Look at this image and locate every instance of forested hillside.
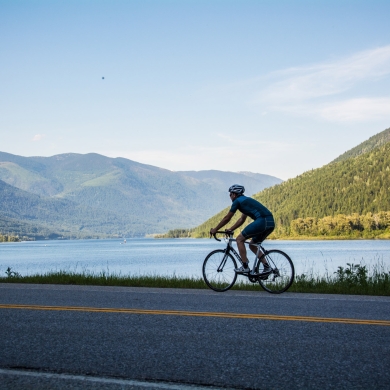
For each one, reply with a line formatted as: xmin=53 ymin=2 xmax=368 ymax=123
xmin=192 ymin=138 xmax=390 ymax=239
xmin=0 ymin=215 xmax=61 ymax=240
xmin=0 ymin=152 xmax=280 ymax=238
xmin=0 ymin=179 xmax=125 ymax=238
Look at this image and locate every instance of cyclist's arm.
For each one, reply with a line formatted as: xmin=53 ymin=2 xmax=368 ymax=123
xmin=210 ymin=211 xmax=235 ymax=234
xmin=228 ymin=213 xmax=247 ymax=231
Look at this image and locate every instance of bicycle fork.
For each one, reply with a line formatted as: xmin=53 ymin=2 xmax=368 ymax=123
xmin=217 ymin=249 xmax=230 ymax=272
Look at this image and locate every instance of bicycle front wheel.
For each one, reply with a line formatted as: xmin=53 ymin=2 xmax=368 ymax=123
xmin=257 ymin=250 xmax=294 ymax=294
xmin=202 ymin=249 xmax=237 ymax=292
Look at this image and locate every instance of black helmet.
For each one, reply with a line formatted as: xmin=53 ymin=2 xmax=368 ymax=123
xmin=228 ymin=184 xmax=245 ymax=195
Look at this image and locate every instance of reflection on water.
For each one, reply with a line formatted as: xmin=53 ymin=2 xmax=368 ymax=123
xmin=1 ymin=238 xmax=389 ymax=278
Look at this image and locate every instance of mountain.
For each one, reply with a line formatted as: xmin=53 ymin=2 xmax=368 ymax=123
xmin=192 ymin=127 xmax=390 ymax=238
xmin=0 ymin=214 xmax=63 ymax=240
xmin=0 ymin=179 xmax=125 ymax=238
xmin=0 ymin=152 xmax=282 ymax=237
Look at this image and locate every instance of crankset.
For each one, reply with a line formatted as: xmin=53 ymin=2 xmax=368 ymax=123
xmin=248 ymin=274 xmax=259 ymax=283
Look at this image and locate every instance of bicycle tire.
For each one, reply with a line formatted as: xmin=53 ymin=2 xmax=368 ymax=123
xmin=256 ymin=250 xmax=294 ymax=294
xmin=202 ymin=249 xmax=237 ymax=292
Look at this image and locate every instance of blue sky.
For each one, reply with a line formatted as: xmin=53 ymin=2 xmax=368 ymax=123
xmin=1 ymin=0 xmax=390 ymax=179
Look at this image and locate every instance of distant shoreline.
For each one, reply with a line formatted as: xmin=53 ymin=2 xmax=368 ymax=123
xmin=1 ymin=235 xmax=389 ymax=242
xmin=153 ymin=235 xmax=390 ymax=241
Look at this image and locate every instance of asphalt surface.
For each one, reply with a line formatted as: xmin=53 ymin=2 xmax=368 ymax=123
xmin=1 ymin=283 xmax=389 ymax=389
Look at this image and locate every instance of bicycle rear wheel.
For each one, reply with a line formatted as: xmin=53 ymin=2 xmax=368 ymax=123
xmin=202 ymin=249 xmax=237 ymax=292
xmin=256 ymin=250 xmax=294 ymax=294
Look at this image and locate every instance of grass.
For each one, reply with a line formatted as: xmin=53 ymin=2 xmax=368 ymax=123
xmin=1 ymin=263 xmax=389 ymax=296
xmin=290 ymin=263 xmax=390 ymax=296
xmin=1 ymin=269 xmax=208 ymax=289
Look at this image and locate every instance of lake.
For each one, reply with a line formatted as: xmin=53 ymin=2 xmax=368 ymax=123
xmin=1 ymin=238 xmax=389 ymax=279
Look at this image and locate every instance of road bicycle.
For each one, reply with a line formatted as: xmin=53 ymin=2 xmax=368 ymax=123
xmin=202 ymin=231 xmax=294 ymax=294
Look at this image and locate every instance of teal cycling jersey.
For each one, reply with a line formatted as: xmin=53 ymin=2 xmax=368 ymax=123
xmin=229 ymin=195 xmax=272 ymax=220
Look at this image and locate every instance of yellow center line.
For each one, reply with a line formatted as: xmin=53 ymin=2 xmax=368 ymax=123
xmin=1 ymin=304 xmax=389 ymax=326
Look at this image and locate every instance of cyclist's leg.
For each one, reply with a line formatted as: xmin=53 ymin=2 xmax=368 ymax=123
xmin=236 ymin=233 xmax=249 ymax=264
xmin=249 ymin=238 xmax=266 ymax=264
xmin=247 ymin=216 xmax=275 ymax=265
xmin=240 ymin=219 xmax=265 ymax=264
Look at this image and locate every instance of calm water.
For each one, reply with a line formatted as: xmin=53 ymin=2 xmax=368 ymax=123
xmin=1 ymin=239 xmax=389 ymax=278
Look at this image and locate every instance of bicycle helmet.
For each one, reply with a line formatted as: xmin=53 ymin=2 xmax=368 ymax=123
xmin=228 ymin=184 xmax=245 ymax=194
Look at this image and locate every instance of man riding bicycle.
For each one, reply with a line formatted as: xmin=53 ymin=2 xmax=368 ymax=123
xmin=209 ymin=184 xmax=275 ymax=275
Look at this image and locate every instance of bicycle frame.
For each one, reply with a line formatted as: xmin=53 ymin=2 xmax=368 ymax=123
xmin=205 ymin=231 xmax=294 ymax=293
xmin=221 ymin=235 xmax=267 ymax=276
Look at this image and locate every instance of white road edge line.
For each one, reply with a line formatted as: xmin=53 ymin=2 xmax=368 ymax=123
xmin=0 ymin=368 xmax=227 ymax=390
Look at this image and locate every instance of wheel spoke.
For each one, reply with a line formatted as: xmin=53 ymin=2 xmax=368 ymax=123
xmin=203 ymin=250 xmax=237 ymax=292
xmin=258 ymin=250 xmax=294 ymax=294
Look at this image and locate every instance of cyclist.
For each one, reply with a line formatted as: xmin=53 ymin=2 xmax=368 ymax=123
xmin=209 ymin=184 xmax=275 ymax=275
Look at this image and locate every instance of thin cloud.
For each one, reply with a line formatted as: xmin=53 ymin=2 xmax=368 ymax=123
xmin=32 ymin=134 xmax=45 ymax=141
xmin=319 ymin=98 xmax=390 ymax=122
xmin=255 ymin=45 xmax=390 ymax=122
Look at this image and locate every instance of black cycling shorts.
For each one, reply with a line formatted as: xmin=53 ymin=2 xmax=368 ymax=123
xmin=242 ymin=215 xmax=275 ymax=243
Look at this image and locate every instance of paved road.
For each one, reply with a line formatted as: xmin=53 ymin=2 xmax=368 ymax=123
xmin=0 ymin=283 xmax=389 ymax=389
